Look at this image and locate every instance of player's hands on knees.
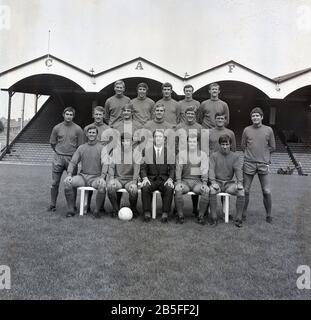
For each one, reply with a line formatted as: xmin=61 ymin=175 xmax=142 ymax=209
xmin=164 ymin=178 xmax=174 ymax=189
xmin=211 ymin=182 xmax=220 ymax=191
xmin=64 ymin=175 xmax=73 ymax=187
xmin=175 ymin=181 xmax=183 ymax=192
xmin=109 ymin=180 xmax=117 ymax=188
xmin=98 ymin=178 xmax=106 ymax=189
xmin=201 ymin=183 xmax=209 ymax=193
xmin=237 ymin=183 xmax=244 ymax=190
xmin=141 ymin=177 xmax=151 ymax=187
xmin=129 ymin=184 xmax=137 ymax=193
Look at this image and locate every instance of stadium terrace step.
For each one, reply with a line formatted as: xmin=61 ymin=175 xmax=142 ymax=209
xmin=2 ymin=143 xmax=54 ymax=163
xmin=287 ymin=143 xmax=311 ymax=175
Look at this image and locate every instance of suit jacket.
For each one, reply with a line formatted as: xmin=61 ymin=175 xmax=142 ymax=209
xmin=140 ymin=146 xmax=175 ymax=181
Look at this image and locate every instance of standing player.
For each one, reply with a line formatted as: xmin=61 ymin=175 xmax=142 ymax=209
xmin=209 ymin=112 xmax=236 ymax=154
xmin=144 ymin=104 xmax=173 ymax=134
xmin=112 ymin=103 xmax=140 ymax=138
xmin=155 ymin=82 xmax=180 ymax=127
xmin=241 ymin=107 xmax=276 ymax=223
xmin=107 ymin=135 xmax=140 ymax=217
xmin=176 ymin=106 xmax=203 ymax=216
xmin=209 ymin=134 xmax=245 ymax=227
xmin=48 ymin=107 xmax=84 ymax=212
xmin=131 ymin=82 xmax=155 ymax=128
xmin=174 ymin=135 xmax=209 ymax=224
xmin=197 ymin=83 xmax=230 ymax=129
xmin=178 ymin=84 xmax=200 ymax=124
xmin=84 ymin=106 xmax=109 ymax=143
xmin=64 ymin=126 xmax=106 ymax=218
xmin=104 ymin=80 xmax=130 ymax=127
xmin=175 ymin=106 xmax=202 ymax=136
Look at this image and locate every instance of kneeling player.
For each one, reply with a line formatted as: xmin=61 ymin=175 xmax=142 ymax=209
xmin=107 ymin=135 xmax=140 ymax=217
xmin=209 ymin=134 xmax=245 ymax=227
xmin=64 ymin=126 xmax=107 ymax=218
xmin=174 ymin=135 xmax=209 ymax=224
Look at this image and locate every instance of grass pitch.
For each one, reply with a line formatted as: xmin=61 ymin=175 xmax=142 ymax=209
xmin=0 ymin=163 xmax=311 ymax=299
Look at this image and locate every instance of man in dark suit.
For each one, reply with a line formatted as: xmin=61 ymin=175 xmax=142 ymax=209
xmin=140 ymin=130 xmax=175 ymax=223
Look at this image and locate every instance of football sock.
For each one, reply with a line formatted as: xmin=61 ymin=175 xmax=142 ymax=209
xmin=236 ymin=196 xmax=245 ymax=221
xmin=263 ymin=193 xmax=272 ymax=216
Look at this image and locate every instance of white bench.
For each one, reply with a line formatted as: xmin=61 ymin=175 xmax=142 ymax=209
xmin=152 ymin=191 xmax=230 ymax=222
xmin=78 ymin=186 xmax=231 ymax=222
xmin=77 ymin=186 xmax=139 ymax=216
xmin=78 ymin=186 xmax=96 ymax=216
xmin=218 ymin=192 xmax=231 ymax=223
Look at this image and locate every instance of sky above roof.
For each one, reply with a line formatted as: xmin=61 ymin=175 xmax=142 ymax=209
xmin=0 ymin=0 xmax=311 ymax=119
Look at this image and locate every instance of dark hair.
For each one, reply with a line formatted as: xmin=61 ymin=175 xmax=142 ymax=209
xmin=122 ymin=102 xmax=133 ymax=111
xmin=250 ymin=107 xmax=263 ymax=117
xmin=63 ymin=107 xmax=76 ymax=117
xmin=137 ymin=82 xmax=149 ymax=91
xmin=215 ymin=112 xmax=226 ymax=119
xmin=86 ymin=125 xmax=98 ymax=134
xmin=218 ymin=134 xmax=231 ymax=145
xmin=162 ymin=82 xmax=173 ymax=90
xmin=183 ymin=84 xmax=194 ymax=92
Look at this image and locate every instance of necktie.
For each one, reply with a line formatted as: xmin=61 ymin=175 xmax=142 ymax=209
xmin=157 ymin=148 xmax=160 ymax=159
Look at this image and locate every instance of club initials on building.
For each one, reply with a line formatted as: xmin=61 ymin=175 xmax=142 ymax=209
xmin=135 ymin=61 xmax=144 ymax=70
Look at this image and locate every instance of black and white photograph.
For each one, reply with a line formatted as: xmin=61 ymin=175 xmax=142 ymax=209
xmin=0 ymin=0 xmax=311 ymax=306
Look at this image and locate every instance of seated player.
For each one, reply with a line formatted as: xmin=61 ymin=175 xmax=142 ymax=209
xmin=63 ymin=126 xmax=107 ymax=218
xmin=107 ymin=135 xmax=140 ymax=217
xmin=84 ymin=105 xmax=110 ymax=213
xmin=140 ymin=130 xmax=175 ymax=223
xmin=209 ymin=134 xmax=245 ymax=227
xmin=174 ymin=135 xmax=209 ymax=224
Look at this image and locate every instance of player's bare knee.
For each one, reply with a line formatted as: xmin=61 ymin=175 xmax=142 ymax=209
xmin=107 ymin=181 xmax=116 ymax=192
xmin=175 ymin=183 xmax=183 ymax=192
xmin=210 ymin=187 xmax=217 ymax=195
xmin=51 ymin=180 xmax=60 ymax=188
xmin=127 ymin=186 xmax=138 ymax=196
xmin=64 ymin=183 xmax=73 ymax=191
xmin=237 ymin=189 xmax=245 ymax=197
xmin=97 ymin=186 xmax=106 ymax=194
xmin=262 ymin=188 xmax=271 ymax=195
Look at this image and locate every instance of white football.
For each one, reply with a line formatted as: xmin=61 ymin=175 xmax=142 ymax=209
xmin=118 ymin=207 xmax=133 ymax=221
